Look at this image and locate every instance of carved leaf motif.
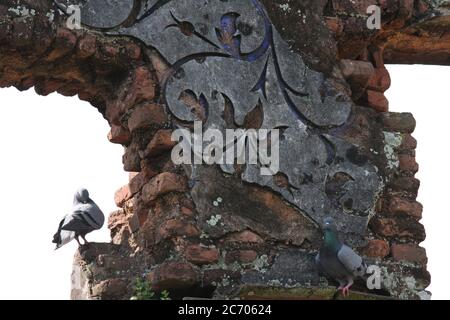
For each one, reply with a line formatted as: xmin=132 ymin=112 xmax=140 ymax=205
xmin=243 ymin=102 xmax=264 ymax=130
xmin=178 ymin=90 xmax=208 ymax=123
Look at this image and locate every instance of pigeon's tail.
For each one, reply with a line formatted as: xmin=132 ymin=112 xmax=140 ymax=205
xmin=52 ymin=232 xmax=61 ymax=245
xmin=53 ymin=229 xmax=76 ymax=249
xmin=53 ymin=232 xmax=63 ymax=250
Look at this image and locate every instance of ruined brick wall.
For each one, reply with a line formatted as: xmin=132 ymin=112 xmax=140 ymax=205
xmin=1 ymin=0 xmax=448 ymax=300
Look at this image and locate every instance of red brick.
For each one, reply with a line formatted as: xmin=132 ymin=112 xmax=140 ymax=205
xmin=46 ymin=28 xmax=77 ymax=62
xmin=124 ymin=216 xmax=137 ymax=237
xmin=225 ymin=250 xmax=258 ymax=264
xmin=104 ymin=99 xmax=124 ymax=125
xmin=127 ymin=103 xmax=168 ymax=133
xmin=391 ymin=244 xmax=427 ymax=265
xmin=324 ymin=17 xmax=344 ymax=35
xmin=185 ymin=244 xmax=220 ymax=265
xmin=149 ymin=52 xmax=170 ymax=83
xmin=34 ymin=79 xmax=64 ymax=96
xmin=105 ymin=68 xmax=157 ymax=125
xmin=125 ymin=43 xmax=142 ymax=60
xmin=129 ymin=172 xmax=139 ymax=181
xmin=359 ymin=239 xmax=390 ymax=259
xmin=19 ymin=77 xmax=35 ymax=91
xmin=144 ymin=129 xmax=177 ymax=157
xmin=367 ymin=67 xmax=391 ymax=92
xmin=223 ymin=231 xmax=264 ymax=246
xmin=158 ymin=219 xmax=200 ymax=239
xmin=122 ymin=142 xmax=141 ymax=172
xmin=180 ymin=206 xmax=195 ymax=217
xmin=77 ymin=34 xmax=97 ymax=59
xmin=398 ymin=154 xmax=419 ymax=173
xmin=101 ymin=42 xmax=120 ymax=58
xmin=129 ymin=167 xmax=158 ymax=195
xmin=114 ymin=185 xmax=131 ymax=208
xmin=148 ymin=262 xmax=198 ymax=290
xmin=108 ymin=209 xmax=127 ymax=232
xmin=416 ymin=0 xmax=429 ymax=14
xmin=389 ymin=177 xmax=420 ymax=194
xmin=130 ymin=66 xmax=156 ymax=103
xmin=380 ymin=112 xmax=416 ymax=133
xmin=91 ymin=279 xmax=128 ymax=299
xmin=386 ymin=197 xmax=422 ymax=220
xmin=142 ymin=172 xmax=188 ymax=203
xmin=370 ymin=217 xmax=426 ymax=241
xmin=78 ymin=90 xmax=96 ymax=102
xmin=366 ymin=90 xmax=389 ymax=112
xmin=108 ymin=125 xmax=131 ymax=145
xmin=399 ymin=134 xmax=417 ymax=151
xmin=399 ymin=0 xmax=415 ymax=20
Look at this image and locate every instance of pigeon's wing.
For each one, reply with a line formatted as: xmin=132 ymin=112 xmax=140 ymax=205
xmin=337 ymin=244 xmax=366 ymax=276
xmin=73 ymin=202 xmax=105 ymax=229
xmin=61 ymin=210 xmax=96 ymax=232
xmin=53 ymin=216 xmax=66 ymax=244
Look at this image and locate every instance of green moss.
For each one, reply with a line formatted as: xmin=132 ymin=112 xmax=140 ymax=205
xmin=383 ymin=131 xmax=402 ymax=169
xmin=206 ymin=214 xmax=222 ymax=226
xmin=252 ymin=255 xmax=269 ymax=273
xmin=130 ymin=278 xmax=171 ymax=300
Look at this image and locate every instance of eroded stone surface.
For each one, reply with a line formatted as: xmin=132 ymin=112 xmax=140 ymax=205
xmin=53 ymin=0 xmax=384 ymax=240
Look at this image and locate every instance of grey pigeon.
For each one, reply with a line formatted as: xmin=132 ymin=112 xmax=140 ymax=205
xmin=52 ymin=188 xmax=105 ymax=249
xmin=315 ymin=217 xmax=367 ymax=296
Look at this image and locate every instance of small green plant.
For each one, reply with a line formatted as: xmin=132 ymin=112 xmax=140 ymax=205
xmin=131 ymin=278 xmax=171 ymax=300
xmin=160 ymin=290 xmax=171 ymax=300
xmin=132 ymin=278 xmax=155 ymax=300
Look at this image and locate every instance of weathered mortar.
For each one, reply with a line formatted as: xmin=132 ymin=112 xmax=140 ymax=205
xmin=0 ymin=0 xmax=445 ymax=300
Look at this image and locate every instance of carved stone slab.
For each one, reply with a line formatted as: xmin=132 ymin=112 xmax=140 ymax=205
xmin=54 ymin=0 xmax=383 ymax=239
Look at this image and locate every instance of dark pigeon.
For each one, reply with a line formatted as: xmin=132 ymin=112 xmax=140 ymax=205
xmin=53 ymin=188 xmax=105 ymax=249
xmin=315 ymin=217 xmax=367 ymax=296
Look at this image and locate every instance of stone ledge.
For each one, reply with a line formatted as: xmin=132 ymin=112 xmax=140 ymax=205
xmin=237 ymin=285 xmax=395 ymax=300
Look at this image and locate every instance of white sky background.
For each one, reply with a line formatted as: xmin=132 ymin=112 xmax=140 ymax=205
xmin=0 ymin=65 xmax=448 ymax=299
xmin=386 ymin=65 xmax=450 ymax=300
xmin=0 ymin=89 xmax=128 ymax=299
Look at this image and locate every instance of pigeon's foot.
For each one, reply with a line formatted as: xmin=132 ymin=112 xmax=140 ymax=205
xmin=81 ymin=235 xmax=90 ymax=245
xmin=342 ymin=284 xmax=353 ymax=297
xmin=342 ymin=287 xmax=349 ymax=297
xmin=75 ymin=236 xmax=82 ymax=247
